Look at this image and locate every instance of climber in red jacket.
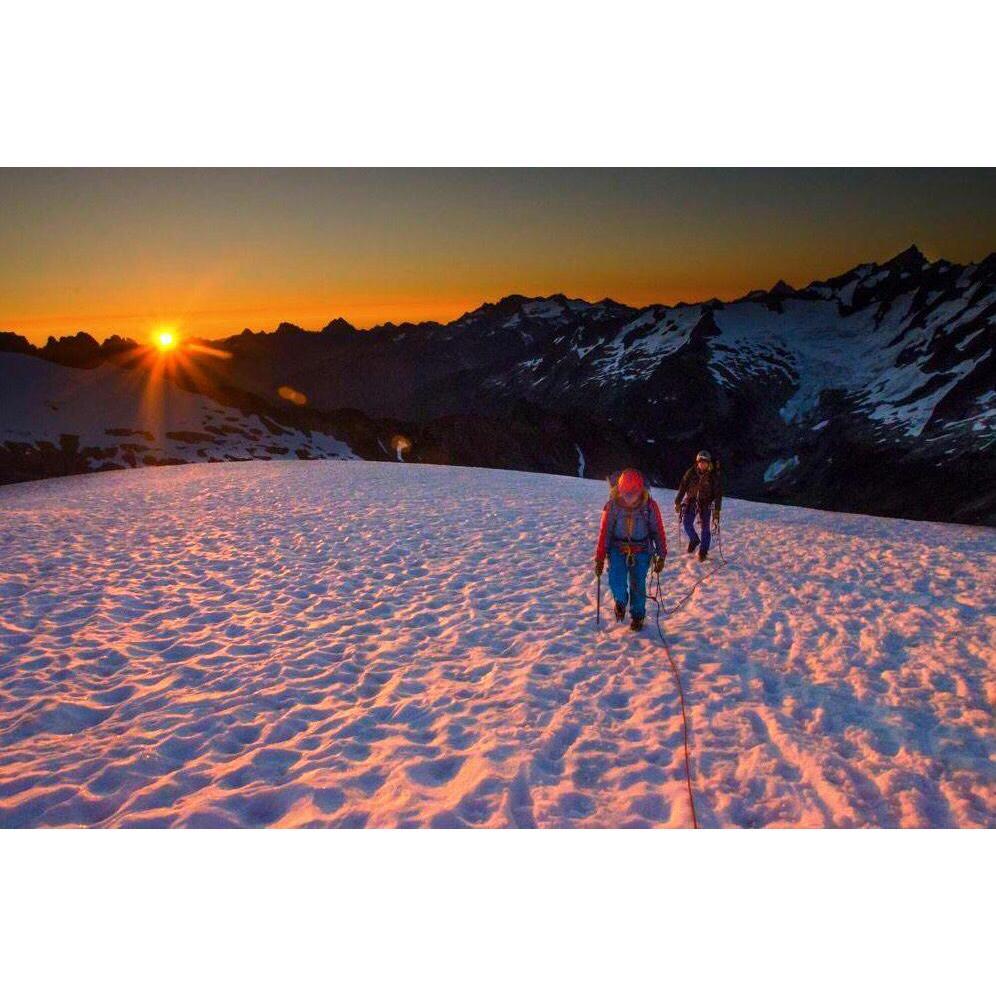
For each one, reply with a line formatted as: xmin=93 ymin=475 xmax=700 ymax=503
xmin=595 ymin=468 xmax=667 ymax=631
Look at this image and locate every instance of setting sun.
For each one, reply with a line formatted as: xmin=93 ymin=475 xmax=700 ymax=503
xmin=154 ymin=329 xmax=177 ymax=351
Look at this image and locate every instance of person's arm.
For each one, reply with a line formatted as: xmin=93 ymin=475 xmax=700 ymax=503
xmin=674 ymin=469 xmax=690 ymax=509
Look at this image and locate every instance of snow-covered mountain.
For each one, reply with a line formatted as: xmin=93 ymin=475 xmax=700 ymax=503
xmin=181 ymin=245 xmax=996 ymax=524
xmin=0 ymin=353 xmax=356 ymax=480
xmin=1 ymin=461 xmax=992 ymax=828
xmin=2 ymin=246 xmax=993 ymax=522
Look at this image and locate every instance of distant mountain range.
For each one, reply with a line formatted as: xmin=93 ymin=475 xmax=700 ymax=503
xmin=2 ymin=245 xmax=994 ymax=524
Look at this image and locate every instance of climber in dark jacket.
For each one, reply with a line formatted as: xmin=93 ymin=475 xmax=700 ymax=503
xmin=674 ymin=450 xmax=722 ymax=561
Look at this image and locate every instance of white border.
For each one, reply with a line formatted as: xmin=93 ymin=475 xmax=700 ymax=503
xmin=1 ymin=830 xmax=991 ymax=994
xmin=2 ymin=1 xmax=994 ymax=166
xmin=1 ymin=5 xmax=992 ymax=992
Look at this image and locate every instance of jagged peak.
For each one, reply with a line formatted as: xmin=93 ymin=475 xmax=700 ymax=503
xmin=320 ymin=317 xmax=357 ymax=335
xmin=467 ymin=292 xmax=597 ymax=316
xmin=44 ymin=331 xmax=99 ymax=348
xmin=882 ymin=244 xmax=928 ymax=271
xmin=99 ymin=334 xmax=138 ymax=351
xmin=457 ymin=293 xmax=566 ymax=325
xmin=492 ymin=294 xmax=531 ymax=309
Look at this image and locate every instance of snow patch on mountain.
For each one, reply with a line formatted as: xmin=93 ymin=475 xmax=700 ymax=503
xmin=764 ymin=456 xmax=799 ymax=482
xmin=694 ymin=276 xmax=991 ymax=439
xmin=705 ymin=298 xmax=863 ymax=423
xmin=868 ymin=355 xmax=985 ymax=437
xmin=523 ymin=299 xmax=566 ymax=319
xmin=630 ymin=308 xmax=701 ymax=361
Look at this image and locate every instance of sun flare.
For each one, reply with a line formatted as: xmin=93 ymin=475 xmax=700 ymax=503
xmin=154 ymin=329 xmax=177 ymax=351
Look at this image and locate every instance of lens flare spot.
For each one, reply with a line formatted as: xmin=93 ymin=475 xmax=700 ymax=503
xmin=187 ymin=342 xmax=233 ymax=360
xmin=278 ymin=386 xmax=308 ymax=406
xmin=390 ymin=434 xmax=412 ymax=461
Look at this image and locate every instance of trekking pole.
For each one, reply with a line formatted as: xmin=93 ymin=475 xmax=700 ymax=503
xmin=595 ymin=571 xmax=602 ymax=627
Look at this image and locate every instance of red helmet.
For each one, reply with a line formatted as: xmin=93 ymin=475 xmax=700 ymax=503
xmin=617 ymin=468 xmax=644 ymax=496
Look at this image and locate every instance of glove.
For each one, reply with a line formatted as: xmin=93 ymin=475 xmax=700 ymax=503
xmin=594 ymin=558 xmax=604 ymax=577
xmin=674 ymin=501 xmax=682 ymax=514
xmin=712 ymin=509 xmax=721 ymax=527
xmin=652 ymin=555 xmax=665 ymax=574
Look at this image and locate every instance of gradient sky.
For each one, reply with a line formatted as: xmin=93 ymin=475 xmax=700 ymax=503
xmin=2 ymin=168 xmax=994 ymax=345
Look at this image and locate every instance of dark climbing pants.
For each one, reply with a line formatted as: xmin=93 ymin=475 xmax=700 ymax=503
xmin=683 ymin=500 xmax=712 ymax=554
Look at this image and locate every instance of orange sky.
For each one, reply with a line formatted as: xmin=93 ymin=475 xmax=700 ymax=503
xmin=3 ymin=168 xmax=994 ymax=345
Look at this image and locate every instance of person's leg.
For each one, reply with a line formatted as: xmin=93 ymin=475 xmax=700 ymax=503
xmin=683 ymin=501 xmax=700 ymax=548
xmin=700 ymin=501 xmax=712 ymax=554
xmin=628 ymin=552 xmax=650 ymax=619
xmin=607 ymin=548 xmax=630 ymax=610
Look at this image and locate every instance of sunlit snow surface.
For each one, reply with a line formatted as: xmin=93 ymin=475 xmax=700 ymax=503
xmin=1 ymin=462 xmax=993 ymax=828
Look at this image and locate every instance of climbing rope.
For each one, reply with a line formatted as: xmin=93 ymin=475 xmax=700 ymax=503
xmin=658 ymin=515 xmax=730 ymax=616
xmin=644 ymin=518 xmax=732 ymax=829
xmin=593 ymin=515 xmax=733 ymax=828
xmin=645 ymin=568 xmax=700 ymax=829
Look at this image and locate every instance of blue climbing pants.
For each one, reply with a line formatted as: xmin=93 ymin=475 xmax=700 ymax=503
xmin=608 ymin=548 xmax=651 ymax=619
xmin=683 ymin=500 xmax=712 ymax=554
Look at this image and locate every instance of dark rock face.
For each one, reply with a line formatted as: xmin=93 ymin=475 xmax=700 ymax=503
xmin=0 ymin=434 xmax=123 ymax=481
xmin=39 ymin=332 xmax=103 ymax=368
xmin=3 ymin=247 xmax=993 ymax=524
xmin=0 ymin=332 xmax=35 ymax=356
xmin=1 ymin=331 xmax=140 ymax=368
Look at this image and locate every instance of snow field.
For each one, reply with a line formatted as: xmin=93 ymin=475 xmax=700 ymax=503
xmin=0 ymin=461 xmax=992 ymax=827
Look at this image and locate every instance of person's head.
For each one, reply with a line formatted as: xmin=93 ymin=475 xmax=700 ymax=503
xmin=696 ymin=450 xmax=712 ymax=471
xmin=617 ymin=468 xmax=644 ymax=506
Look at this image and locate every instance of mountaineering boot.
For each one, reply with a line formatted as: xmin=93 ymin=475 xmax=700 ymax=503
xmin=687 ymin=537 xmax=699 ymax=555
xmin=630 ymin=615 xmax=645 ymax=632
xmin=698 ymin=548 xmax=708 ymax=562
xmin=614 ymin=601 xmax=626 ymax=622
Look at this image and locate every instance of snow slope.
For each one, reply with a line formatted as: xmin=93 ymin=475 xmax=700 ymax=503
xmin=0 ymin=461 xmax=993 ymax=828
xmin=0 ymin=353 xmax=355 ymax=474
